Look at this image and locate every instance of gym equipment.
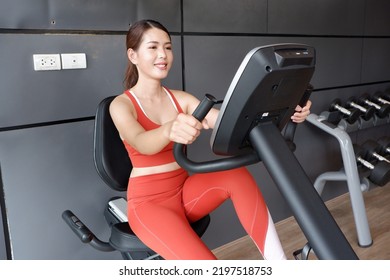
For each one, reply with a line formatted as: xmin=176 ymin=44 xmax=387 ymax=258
xmin=329 ymin=98 xmax=360 ymax=124
xmin=306 ymin=114 xmax=372 ymax=247
xmin=361 ymin=140 xmax=390 ymax=164
xmin=377 ymin=137 xmax=390 ymax=156
xmin=372 ymin=91 xmax=390 ymax=105
xmin=174 ymin=44 xmax=358 ymax=259
xmin=293 ymin=242 xmax=313 ymax=260
xmin=344 ymin=97 xmax=376 ymax=129
xmin=346 ymin=97 xmax=376 ymax=121
xmin=353 ymin=144 xmax=390 ymax=187
xmin=357 ymin=93 xmax=390 ymax=118
xmin=382 ymin=90 xmax=390 ymax=101
xmin=62 ymin=96 xmax=210 ymax=260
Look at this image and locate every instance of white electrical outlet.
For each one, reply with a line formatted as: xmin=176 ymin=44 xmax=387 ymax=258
xmin=61 ymin=53 xmax=87 ymax=69
xmin=33 ymin=54 xmax=61 ymax=71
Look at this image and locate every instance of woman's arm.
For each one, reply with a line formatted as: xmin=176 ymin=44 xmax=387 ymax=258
xmin=109 ymin=94 xmax=173 ymax=155
xmin=173 ymin=90 xmax=220 ymax=129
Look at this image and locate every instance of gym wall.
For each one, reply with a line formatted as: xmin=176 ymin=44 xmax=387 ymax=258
xmin=0 ymin=0 xmax=389 ymax=259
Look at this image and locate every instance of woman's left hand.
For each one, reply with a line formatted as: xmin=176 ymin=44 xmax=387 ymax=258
xmin=291 ymin=100 xmax=312 ymax=123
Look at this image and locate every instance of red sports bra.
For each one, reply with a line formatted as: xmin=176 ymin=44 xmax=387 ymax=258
xmin=123 ymin=87 xmax=184 ymax=168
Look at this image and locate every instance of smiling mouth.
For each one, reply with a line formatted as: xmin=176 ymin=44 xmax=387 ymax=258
xmin=155 ymin=63 xmax=168 ymax=69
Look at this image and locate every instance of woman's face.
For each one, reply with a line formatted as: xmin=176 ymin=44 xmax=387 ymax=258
xmin=128 ymin=27 xmax=173 ymax=82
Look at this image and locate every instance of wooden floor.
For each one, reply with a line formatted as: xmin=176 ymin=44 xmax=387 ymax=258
xmin=213 ymin=182 xmax=390 ymax=260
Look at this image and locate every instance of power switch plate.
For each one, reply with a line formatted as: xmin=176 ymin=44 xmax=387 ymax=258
xmin=33 ymin=54 xmax=61 ymax=71
xmin=61 ymin=53 xmax=87 ymax=69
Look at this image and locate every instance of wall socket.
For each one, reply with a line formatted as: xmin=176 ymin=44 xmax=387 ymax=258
xmin=61 ymin=53 xmax=87 ymax=69
xmin=33 ymin=54 xmax=61 ymax=71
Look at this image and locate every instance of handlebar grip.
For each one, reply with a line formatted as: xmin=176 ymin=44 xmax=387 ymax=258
xmin=192 ymin=93 xmax=219 ymax=121
xmin=298 ymin=84 xmax=313 ymax=107
xmin=284 ymin=84 xmax=313 ymax=147
xmin=62 ymin=210 xmax=93 ymax=243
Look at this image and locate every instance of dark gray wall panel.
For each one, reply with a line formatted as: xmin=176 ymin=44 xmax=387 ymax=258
xmin=303 ymin=37 xmax=362 ymax=88
xmin=0 ymin=121 xmax=124 ymax=259
xmin=0 ymin=0 xmax=181 ymax=32
xmin=361 ymin=38 xmax=390 ymax=83
xmin=49 ymin=0 xmax=137 ymax=30
xmin=364 ymin=0 xmax=390 ymax=36
xmin=0 ymin=0 xmax=133 ymax=30
xmin=0 ymin=33 xmax=124 ymax=128
xmin=135 ymin=0 xmax=181 ymax=32
xmin=268 ymin=0 xmax=365 ymax=36
xmin=0 ymin=0 xmax=48 ymax=29
xmin=183 ymin=36 xmax=362 ymax=98
xmin=0 ymin=160 xmax=6 ymax=259
xmin=183 ymin=0 xmax=267 ymax=33
xmin=0 ymin=34 xmax=182 ymax=128
xmin=0 ymin=205 xmax=6 ymax=259
xmin=50 ymin=0 xmax=181 ymax=32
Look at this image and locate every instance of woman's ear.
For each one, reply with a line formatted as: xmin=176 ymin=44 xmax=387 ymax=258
xmin=127 ymin=48 xmax=137 ymax=65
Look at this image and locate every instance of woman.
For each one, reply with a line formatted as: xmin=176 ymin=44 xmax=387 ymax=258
xmin=110 ymin=19 xmax=311 ymax=260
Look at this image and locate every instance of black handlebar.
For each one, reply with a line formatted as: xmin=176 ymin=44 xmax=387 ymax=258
xmin=283 ymin=84 xmax=313 ymax=151
xmin=191 ymin=93 xmax=219 ymax=121
xmin=62 ymin=210 xmax=93 ymax=243
xmin=62 ymin=210 xmax=115 ymax=252
xmin=173 ymin=94 xmax=260 ymax=173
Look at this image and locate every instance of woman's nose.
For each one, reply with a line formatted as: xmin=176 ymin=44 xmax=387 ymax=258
xmin=158 ymin=49 xmax=166 ymax=59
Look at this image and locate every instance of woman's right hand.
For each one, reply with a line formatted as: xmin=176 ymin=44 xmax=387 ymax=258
xmin=169 ymin=113 xmax=204 ymax=145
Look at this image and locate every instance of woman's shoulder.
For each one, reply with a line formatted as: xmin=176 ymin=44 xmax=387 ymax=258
xmin=167 ymin=88 xmax=188 ymax=97
xmin=167 ymin=88 xmax=198 ymax=102
xmin=110 ymin=92 xmax=135 ymax=115
xmin=111 ymin=92 xmax=130 ymax=106
xmin=166 ymin=88 xmax=200 ymax=114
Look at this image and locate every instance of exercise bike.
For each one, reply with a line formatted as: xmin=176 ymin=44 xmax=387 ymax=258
xmin=173 ymin=43 xmax=358 ymax=260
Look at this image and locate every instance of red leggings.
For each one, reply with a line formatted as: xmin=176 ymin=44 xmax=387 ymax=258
xmin=127 ymin=167 xmax=286 ymax=260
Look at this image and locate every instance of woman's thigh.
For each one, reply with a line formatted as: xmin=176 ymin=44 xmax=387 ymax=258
xmin=128 ymin=192 xmax=216 ymax=260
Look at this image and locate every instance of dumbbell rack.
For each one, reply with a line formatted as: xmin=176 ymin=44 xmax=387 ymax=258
xmin=306 ymin=113 xmax=373 ymax=247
